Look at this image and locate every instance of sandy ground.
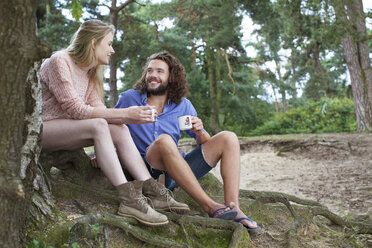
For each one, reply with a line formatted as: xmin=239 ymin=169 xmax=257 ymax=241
xmin=208 ymin=134 xmax=372 ymax=218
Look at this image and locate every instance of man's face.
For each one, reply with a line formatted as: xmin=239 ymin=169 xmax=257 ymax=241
xmin=145 ymin=59 xmax=170 ymax=95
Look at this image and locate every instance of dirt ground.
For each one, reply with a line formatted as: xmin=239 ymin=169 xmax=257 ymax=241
xmin=209 ymin=133 xmax=372 ymax=219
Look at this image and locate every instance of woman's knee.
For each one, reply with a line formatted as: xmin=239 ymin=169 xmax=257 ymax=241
xmin=89 ymin=118 xmax=110 ymax=137
xmin=109 ymin=124 xmax=130 ymax=144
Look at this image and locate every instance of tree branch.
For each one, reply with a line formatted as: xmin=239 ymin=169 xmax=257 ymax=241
xmin=222 ymin=49 xmax=236 ymax=95
xmin=116 ymin=0 xmax=137 ymax=13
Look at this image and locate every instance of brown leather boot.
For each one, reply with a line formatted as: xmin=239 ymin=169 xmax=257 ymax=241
xmin=142 ymin=177 xmax=190 ymax=213
xmin=116 ymin=180 xmax=168 ymax=226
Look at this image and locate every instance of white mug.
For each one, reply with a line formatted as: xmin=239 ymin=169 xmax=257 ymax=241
xmin=178 ymin=115 xmax=192 ymax=130
xmin=148 ymin=108 xmax=156 ymax=121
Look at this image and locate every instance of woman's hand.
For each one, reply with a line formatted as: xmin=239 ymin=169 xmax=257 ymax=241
xmin=91 ymin=106 xmax=157 ymax=124
xmin=122 ymin=106 xmax=157 ymax=124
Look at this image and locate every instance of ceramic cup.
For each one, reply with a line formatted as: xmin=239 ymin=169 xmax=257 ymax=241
xmin=148 ymin=108 xmax=156 ymax=121
xmin=178 ymin=115 xmax=192 ymax=130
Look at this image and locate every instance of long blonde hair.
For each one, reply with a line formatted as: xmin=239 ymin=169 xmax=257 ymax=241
xmin=67 ymin=19 xmax=115 ymax=100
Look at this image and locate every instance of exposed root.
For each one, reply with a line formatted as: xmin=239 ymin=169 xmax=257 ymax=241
xmin=32 ymin=148 xmax=370 ymax=247
xmin=247 ymin=194 xmax=303 ymax=247
xmin=309 ymin=206 xmax=372 ymax=234
xmin=229 ymin=225 xmax=250 ymax=248
xmin=240 ymin=189 xmax=372 ymax=236
xmin=276 ymin=140 xmax=351 ymax=156
xmin=240 ymin=189 xmax=322 ymax=207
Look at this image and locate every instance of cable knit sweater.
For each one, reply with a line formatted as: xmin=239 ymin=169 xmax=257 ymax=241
xmin=40 ymin=50 xmax=105 ymax=121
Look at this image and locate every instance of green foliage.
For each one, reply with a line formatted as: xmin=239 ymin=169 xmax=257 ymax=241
xmin=37 ymin=0 xmax=368 ymax=136
xmin=250 ymin=97 xmax=356 ymax=135
xmin=38 ymin=13 xmax=80 ymax=51
xmin=69 ymin=0 xmax=83 ymax=21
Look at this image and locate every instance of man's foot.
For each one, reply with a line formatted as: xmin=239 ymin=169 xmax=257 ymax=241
xmin=234 ymin=210 xmax=260 ymax=231
xmin=209 ymin=203 xmax=238 ymax=220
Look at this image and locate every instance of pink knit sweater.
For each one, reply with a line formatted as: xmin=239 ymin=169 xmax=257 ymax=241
xmin=40 ymin=50 xmax=105 ymax=121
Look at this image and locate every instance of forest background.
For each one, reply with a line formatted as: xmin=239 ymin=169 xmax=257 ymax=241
xmin=0 ymin=1 xmax=371 ymax=247
xmin=37 ymin=0 xmax=372 ymax=136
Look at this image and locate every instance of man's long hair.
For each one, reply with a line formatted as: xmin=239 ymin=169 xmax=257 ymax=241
xmin=133 ymin=51 xmax=189 ymax=104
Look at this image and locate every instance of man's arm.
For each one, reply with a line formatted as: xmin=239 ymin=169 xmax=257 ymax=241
xmin=190 ymin=116 xmax=211 ymax=145
xmin=195 ymin=130 xmax=211 ymax=145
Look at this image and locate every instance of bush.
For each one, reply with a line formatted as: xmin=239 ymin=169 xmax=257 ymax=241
xmin=250 ymin=97 xmax=356 ymax=136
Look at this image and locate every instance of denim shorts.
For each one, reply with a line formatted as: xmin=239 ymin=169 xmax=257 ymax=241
xmin=143 ymin=145 xmax=213 ymax=190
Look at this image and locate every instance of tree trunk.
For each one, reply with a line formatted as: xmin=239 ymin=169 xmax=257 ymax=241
xmin=333 ymin=0 xmax=372 ymax=131
xmin=206 ymin=35 xmax=218 ymax=134
xmin=290 ymin=49 xmax=298 ymax=105
xmin=275 ymin=61 xmax=287 ymax=113
xmin=215 ymin=49 xmax=222 ymax=125
xmin=108 ymin=0 xmax=119 ymax=107
xmin=0 ymin=1 xmax=50 ymax=247
xmin=109 ymin=61 xmax=118 ymax=107
xmin=108 ymin=0 xmax=136 ymax=107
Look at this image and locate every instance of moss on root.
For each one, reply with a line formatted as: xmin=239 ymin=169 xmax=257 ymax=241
xmin=26 ymin=149 xmax=372 ymax=248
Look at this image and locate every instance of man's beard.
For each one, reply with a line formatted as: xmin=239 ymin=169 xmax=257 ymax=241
xmin=146 ymin=78 xmax=168 ymax=95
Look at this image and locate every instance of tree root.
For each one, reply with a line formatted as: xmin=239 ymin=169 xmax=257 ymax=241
xmin=240 ymin=189 xmax=322 ymax=207
xmin=73 ymin=199 xmax=251 ymax=248
xmin=276 ymin=140 xmax=351 ymax=156
xmin=247 ymin=194 xmax=303 ymax=248
xmin=240 ymin=189 xmax=372 ymax=237
xmin=73 ymin=212 xmax=186 ymax=247
xmin=34 ymin=148 xmax=369 ymax=247
xmin=309 ymin=206 xmax=372 ymax=234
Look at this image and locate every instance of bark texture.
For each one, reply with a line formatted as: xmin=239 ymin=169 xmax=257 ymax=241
xmin=0 ymin=1 xmax=50 ymax=247
xmin=333 ymin=0 xmax=372 ymax=132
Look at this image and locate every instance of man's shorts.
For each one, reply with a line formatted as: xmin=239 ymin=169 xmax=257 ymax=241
xmin=143 ymin=145 xmax=213 ymax=190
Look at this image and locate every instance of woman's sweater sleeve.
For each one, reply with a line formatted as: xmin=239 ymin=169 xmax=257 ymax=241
xmin=87 ymin=85 xmax=106 ymax=108
xmin=46 ymin=55 xmax=94 ymax=119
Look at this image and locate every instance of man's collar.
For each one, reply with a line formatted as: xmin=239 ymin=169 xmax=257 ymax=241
xmin=141 ymin=92 xmax=172 ymax=105
xmin=140 ymin=92 xmax=148 ymax=104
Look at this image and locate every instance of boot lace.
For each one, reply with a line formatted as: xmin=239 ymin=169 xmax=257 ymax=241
xmin=136 ymin=194 xmax=151 ymax=210
xmin=159 ymin=188 xmax=176 ymax=212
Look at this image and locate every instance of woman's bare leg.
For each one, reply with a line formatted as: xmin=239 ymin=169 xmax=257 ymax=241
xmin=109 ymin=124 xmax=152 ymax=181
xmin=42 ymin=118 xmax=127 ymax=186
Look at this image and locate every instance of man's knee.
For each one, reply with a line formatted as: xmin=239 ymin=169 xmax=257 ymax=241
xmin=216 ymin=131 xmax=239 ymax=146
xmin=154 ymin=134 xmax=178 ymax=152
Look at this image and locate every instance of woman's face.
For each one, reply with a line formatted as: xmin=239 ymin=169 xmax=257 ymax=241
xmin=94 ymin=31 xmax=115 ymax=65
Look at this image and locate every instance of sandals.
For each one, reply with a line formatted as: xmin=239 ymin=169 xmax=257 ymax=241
xmin=210 ymin=204 xmax=238 ymax=220
xmin=235 ymin=217 xmax=261 ymax=231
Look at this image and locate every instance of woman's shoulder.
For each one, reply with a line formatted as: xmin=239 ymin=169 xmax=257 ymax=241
xmin=49 ymin=50 xmax=72 ymax=63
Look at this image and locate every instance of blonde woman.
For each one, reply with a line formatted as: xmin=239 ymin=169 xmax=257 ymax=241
xmin=40 ymin=20 xmax=189 ymax=226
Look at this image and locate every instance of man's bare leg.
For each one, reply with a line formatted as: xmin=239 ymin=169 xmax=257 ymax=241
xmin=202 ymin=131 xmax=258 ymax=229
xmin=146 ymin=134 xmax=235 ymax=217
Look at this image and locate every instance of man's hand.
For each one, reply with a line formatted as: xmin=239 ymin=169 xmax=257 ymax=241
xmin=191 ymin=116 xmax=210 ymax=145
xmin=191 ymin=116 xmax=204 ymax=134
